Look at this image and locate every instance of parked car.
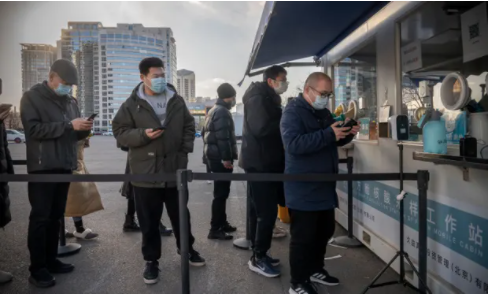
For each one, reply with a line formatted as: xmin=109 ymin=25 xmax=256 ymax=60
xmin=102 ymin=131 xmax=113 ymax=136
xmin=6 ymin=129 xmax=25 ymax=143
xmin=195 ymin=131 xmax=202 ymax=138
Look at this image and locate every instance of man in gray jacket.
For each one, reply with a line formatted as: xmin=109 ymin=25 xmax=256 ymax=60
xmin=20 ymin=59 xmax=92 ymax=288
xmin=112 ymin=57 xmax=205 ymax=285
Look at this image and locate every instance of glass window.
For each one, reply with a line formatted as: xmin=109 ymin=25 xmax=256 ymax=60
xmin=399 ymin=2 xmax=477 ymax=143
xmin=107 ymin=34 xmax=114 ymax=38
xmin=139 ymin=36 xmax=147 ymax=41
xmin=334 ymin=40 xmax=377 ymax=141
xmin=115 ymin=34 xmax=122 ymax=38
xmin=131 ymin=35 xmax=138 ymax=40
xmin=123 ymin=34 xmax=130 ymax=39
xmin=148 ymin=38 xmax=155 ymax=43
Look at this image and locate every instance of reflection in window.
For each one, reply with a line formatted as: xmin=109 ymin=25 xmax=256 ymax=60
xmin=333 ymin=41 xmax=377 ymax=140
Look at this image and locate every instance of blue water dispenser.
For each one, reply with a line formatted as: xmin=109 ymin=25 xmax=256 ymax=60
xmin=418 ymin=110 xmax=448 ymax=154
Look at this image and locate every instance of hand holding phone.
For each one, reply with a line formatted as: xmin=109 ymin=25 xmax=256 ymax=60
xmin=152 ymin=127 xmax=166 ymax=132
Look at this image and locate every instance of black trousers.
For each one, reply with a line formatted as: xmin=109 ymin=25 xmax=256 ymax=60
xmin=133 ymin=186 xmax=195 ymax=262
xmin=289 ymin=208 xmax=336 ymax=284
xmin=27 ymin=170 xmax=71 ymax=272
xmin=208 ymin=161 xmax=233 ymax=231
xmin=246 ymin=170 xmax=279 ymax=258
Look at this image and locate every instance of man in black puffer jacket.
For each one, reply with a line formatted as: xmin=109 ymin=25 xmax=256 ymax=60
xmin=239 ymin=65 xmax=287 ymax=278
xmin=203 ymin=83 xmax=238 ymax=240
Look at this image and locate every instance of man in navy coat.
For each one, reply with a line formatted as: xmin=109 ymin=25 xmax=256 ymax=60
xmin=281 ymin=72 xmax=360 ymax=294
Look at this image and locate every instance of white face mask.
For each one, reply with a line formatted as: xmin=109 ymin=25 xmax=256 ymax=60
xmin=274 ymin=80 xmax=289 ymax=95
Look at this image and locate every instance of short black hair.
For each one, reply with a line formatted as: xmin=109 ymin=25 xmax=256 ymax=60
xmin=139 ymin=57 xmax=164 ymax=76
xmin=263 ymin=65 xmax=287 ymax=82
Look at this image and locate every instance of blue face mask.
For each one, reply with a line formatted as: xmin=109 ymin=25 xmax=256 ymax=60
xmin=146 ymin=77 xmax=167 ymax=94
xmin=311 ymin=96 xmax=329 ymax=110
xmin=54 ymin=84 xmax=72 ymax=96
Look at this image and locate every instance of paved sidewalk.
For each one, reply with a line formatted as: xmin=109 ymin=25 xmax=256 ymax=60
xmin=0 ymin=137 xmax=412 ymax=293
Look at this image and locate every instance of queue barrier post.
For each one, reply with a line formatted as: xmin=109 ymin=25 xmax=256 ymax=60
xmin=177 ymin=169 xmax=191 ymax=294
xmin=334 ymin=157 xmax=363 ymax=247
xmin=57 ymin=217 xmax=81 ymax=257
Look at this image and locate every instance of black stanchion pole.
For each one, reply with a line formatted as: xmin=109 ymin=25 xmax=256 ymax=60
xmin=177 ymin=169 xmax=190 ymax=294
xmin=335 ymin=157 xmax=362 ymax=247
xmin=347 ymin=157 xmax=354 ymax=238
xmin=57 ymin=218 xmax=81 ymax=257
xmin=416 ymin=170 xmax=429 ymax=293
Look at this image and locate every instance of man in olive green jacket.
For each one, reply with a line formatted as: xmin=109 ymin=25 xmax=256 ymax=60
xmin=112 ymin=57 xmax=205 ymax=285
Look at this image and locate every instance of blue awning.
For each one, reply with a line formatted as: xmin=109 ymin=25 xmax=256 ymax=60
xmin=244 ymin=1 xmax=388 ymax=74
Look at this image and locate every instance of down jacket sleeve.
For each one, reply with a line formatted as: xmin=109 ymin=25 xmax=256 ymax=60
xmin=280 ymin=107 xmax=337 ymax=155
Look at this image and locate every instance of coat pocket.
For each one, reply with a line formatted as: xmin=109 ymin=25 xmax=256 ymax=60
xmin=129 ymin=152 xmax=157 ymax=182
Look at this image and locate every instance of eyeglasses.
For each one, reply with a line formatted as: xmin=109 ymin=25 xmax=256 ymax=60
xmin=309 ymin=86 xmax=334 ymax=99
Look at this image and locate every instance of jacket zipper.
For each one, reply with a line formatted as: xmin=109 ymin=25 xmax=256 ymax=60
xmin=38 ymin=142 xmax=43 ymax=165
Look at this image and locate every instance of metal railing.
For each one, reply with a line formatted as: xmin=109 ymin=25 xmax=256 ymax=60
xmin=1 ymin=166 xmax=430 ymax=294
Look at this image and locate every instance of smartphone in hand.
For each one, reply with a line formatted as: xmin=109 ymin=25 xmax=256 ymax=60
xmin=339 ymin=119 xmax=358 ymax=131
xmin=88 ymin=113 xmax=98 ymax=121
xmin=152 ymin=127 xmax=166 ymax=132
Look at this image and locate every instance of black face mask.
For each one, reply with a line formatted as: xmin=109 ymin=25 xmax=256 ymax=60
xmin=223 ymin=99 xmax=236 ymax=109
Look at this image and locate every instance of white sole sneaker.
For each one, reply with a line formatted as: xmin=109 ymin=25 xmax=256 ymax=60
xmin=310 ymin=276 xmax=339 ymax=286
xmin=289 ymin=287 xmax=297 ymax=294
xmin=247 ymin=260 xmax=280 ymax=278
xmin=143 ymin=277 xmax=159 ymax=285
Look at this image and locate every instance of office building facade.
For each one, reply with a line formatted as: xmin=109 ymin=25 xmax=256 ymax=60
xmin=177 ymin=69 xmax=195 ymax=102
xmin=59 ymin=22 xmax=177 ymax=131
xmin=21 ymin=43 xmax=57 ymax=93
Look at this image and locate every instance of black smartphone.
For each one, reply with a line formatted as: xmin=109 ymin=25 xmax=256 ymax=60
xmin=152 ymin=127 xmax=166 ymax=132
xmin=88 ymin=113 xmax=98 ymax=120
xmin=339 ymin=119 xmax=358 ymax=131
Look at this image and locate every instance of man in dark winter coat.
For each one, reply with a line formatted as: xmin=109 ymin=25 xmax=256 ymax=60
xmin=112 ymin=57 xmax=205 ymax=285
xmin=119 ymin=144 xmax=172 ymax=236
xmin=0 ymin=104 xmax=14 ymax=285
xmin=20 ymin=59 xmax=92 ymax=288
xmin=239 ymin=65 xmax=288 ymax=278
xmin=202 ymin=83 xmax=238 ymax=241
xmin=281 ymin=72 xmax=360 ymax=294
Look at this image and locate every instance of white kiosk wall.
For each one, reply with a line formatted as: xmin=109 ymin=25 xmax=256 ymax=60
xmin=325 ymin=2 xmax=488 ymax=294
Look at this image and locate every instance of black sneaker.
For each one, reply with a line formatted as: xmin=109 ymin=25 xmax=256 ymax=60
xmin=159 ymin=222 xmax=173 ymax=236
xmin=208 ymin=229 xmax=233 ymax=240
xmin=310 ymin=269 xmax=339 ymax=286
xmin=29 ymin=268 xmax=55 ymax=288
xmin=177 ymin=249 xmax=206 ymax=267
xmin=221 ymin=222 xmax=237 ymax=233
xmin=47 ymin=259 xmax=74 ymax=274
xmin=123 ymin=214 xmax=140 ymax=232
xmin=143 ymin=261 xmax=159 ymax=285
xmin=289 ymin=282 xmax=318 ymax=294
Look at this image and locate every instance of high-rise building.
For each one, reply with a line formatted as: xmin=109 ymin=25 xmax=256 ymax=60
xmin=177 ymin=69 xmax=195 ymax=102
xmin=58 ymin=22 xmax=177 ymax=131
xmin=20 ymin=43 xmax=57 ymax=93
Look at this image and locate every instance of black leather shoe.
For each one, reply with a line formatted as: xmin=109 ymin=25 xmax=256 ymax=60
xmin=47 ymin=259 xmax=75 ymax=274
xmin=29 ymin=269 xmax=55 ymax=288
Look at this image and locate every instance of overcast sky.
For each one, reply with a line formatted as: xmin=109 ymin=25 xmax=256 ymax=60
xmin=0 ymin=1 xmax=318 ymax=107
